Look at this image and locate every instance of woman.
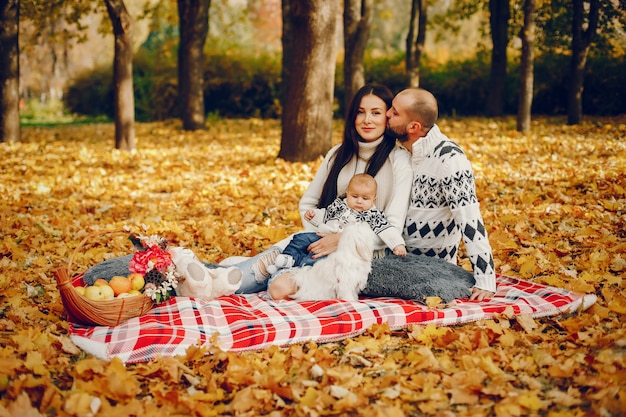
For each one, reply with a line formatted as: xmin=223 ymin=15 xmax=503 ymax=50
xmin=234 ymin=84 xmax=412 ymax=298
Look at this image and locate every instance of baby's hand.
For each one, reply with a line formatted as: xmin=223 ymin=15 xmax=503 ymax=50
xmin=304 ymin=210 xmax=315 ymax=221
xmin=393 ymin=245 xmax=407 ymax=257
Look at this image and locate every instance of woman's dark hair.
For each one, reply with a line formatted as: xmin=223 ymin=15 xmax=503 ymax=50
xmin=318 ymin=84 xmax=396 ymax=208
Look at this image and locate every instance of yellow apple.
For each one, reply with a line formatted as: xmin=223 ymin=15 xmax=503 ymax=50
xmin=128 ymin=290 xmax=142 ymax=296
xmin=116 ymin=292 xmax=132 ymax=298
xmin=75 ymin=286 xmax=86 ymax=296
xmin=109 ymin=276 xmax=132 ymax=296
xmin=128 ymin=273 xmax=145 ymax=291
xmin=84 ymin=285 xmax=107 ymax=301
xmin=99 ymin=284 xmax=115 ymax=300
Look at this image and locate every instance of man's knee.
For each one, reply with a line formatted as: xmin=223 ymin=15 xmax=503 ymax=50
xmin=268 ymin=273 xmax=296 ymax=300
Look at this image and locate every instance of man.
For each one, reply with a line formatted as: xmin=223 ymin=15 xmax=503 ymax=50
xmin=386 ymin=88 xmax=496 ymax=301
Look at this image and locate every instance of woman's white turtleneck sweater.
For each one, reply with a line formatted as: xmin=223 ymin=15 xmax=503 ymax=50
xmin=299 ymin=136 xmax=412 ymax=256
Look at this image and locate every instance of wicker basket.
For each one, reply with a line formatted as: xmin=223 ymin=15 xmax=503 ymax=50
xmin=54 ymin=230 xmax=155 ymax=327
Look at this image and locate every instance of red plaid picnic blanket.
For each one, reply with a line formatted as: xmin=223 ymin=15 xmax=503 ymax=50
xmin=68 ymin=275 xmax=596 ymax=364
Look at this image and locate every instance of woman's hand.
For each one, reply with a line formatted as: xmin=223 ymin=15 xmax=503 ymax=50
xmin=308 ymin=233 xmax=341 ymax=258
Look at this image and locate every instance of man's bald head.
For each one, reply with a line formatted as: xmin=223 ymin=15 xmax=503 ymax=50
xmin=395 ymin=88 xmax=438 ymax=130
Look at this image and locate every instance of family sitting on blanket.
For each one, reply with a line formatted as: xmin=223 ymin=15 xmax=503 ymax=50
xmin=227 ymin=84 xmax=496 ymax=302
xmin=83 ymin=85 xmax=496 ymax=303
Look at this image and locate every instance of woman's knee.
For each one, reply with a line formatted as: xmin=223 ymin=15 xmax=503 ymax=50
xmin=268 ymin=273 xmax=296 ymax=300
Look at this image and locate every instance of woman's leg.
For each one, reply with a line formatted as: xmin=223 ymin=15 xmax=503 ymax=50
xmin=233 ymin=246 xmax=281 ymax=294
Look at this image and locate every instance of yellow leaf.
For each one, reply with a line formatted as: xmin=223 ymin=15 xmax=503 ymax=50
xmin=101 ymin=357 xmax=141 ymax=400
xmin=518 ymin=392 xmax=546 ymax=411
xmin=494 ymin=401 xmax=523 ymax=416
xmin=56 ymin=335 xmax=82 ymax=355
xmin=254 ymin=225 xmax=289 ymax=242
xmin=24 ymin=351 xmax=48 ymax=376
xmin=517 ymin=255 xmax=538 ymax=278
xmin=74 ymin=358 xmax=106 ymax=376
xmin=298 ymin=386 xmax=319 ymax=408
xmin=516 ymin=313 xmax=538 ymax=333
xmin=607 ymin=295 xmax=626 ymax=314
xmin=484 ymin=319 xmax=504 ymax=335
xmin=424 ymin=296 xmax=443 ymax=308
xmin=2 ymin=392 xmax=46 ymax=417
xmin=566 ymin=277 xmax=596 ymax=293
xmin=63 ymin=392 xmax=101 ymax=416
xmin=498 ymin=331 xmax=517 ymax=348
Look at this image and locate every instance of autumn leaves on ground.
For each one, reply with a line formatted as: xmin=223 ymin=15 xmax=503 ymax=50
xmin=1 ymin=117 xmax=625 ymax=416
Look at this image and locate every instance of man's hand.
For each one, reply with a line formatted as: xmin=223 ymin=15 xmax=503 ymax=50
xmin=307 ymin=233 xmax=341 ymax=258
xmin=469 ymin=287 xmax=494 ymax=301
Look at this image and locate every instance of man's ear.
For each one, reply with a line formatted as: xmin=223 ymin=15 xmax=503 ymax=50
xmin=407 ymin=121 xmax=422 ymax=134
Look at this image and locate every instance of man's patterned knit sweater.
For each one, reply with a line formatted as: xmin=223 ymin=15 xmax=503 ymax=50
xmin=404 ymin=125 xmax=496 ymax=292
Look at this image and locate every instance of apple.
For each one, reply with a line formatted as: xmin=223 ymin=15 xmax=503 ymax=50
xmin=116 ymin=292 xmax=132 ymax=298
xmin=109 ymin=276 xmax=132 ymax=296
xmin=128 ymin=290 xmax=142 ymax=296
xmin=75 ymin=286 xmax=86 ymax=296
xmin=93 ymin=278 xmax=109 ymax=287
xmin=128 ymin=273 xmax=145 ymax=291
xmin=84 ymin=285 xmax=106 ymax=301
xmin=99 ymin=284 xmax=115 ymax=300
xmin=84 ymin=284 xmax=114 ymax=301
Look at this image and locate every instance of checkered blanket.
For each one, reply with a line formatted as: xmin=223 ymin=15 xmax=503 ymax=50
xmin=68 ymin=275 xmax=596 ymax=364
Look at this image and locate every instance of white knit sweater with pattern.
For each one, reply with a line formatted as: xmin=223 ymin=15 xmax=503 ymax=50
xmin=404 ymin=125 xmax=497 ymax=292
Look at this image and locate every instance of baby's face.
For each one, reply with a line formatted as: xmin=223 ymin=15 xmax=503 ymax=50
xmin=346 ymin=182 xmax=376 ymax=212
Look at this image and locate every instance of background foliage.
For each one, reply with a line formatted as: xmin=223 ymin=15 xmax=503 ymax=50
xmin=63 ymin=51 xmax=626 ymax=121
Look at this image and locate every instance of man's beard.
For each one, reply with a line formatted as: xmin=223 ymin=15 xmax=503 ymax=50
xmin=386 ymin=126 xmax=409 ymax=143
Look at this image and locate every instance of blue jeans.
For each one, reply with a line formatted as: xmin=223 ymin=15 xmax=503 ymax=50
xmin=233 ymin=245 xmax=282 ymax=294
xmin=281 ymin=232 xmax=323 ymax=267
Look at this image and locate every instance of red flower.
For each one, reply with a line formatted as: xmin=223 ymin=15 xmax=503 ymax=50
xmin=129 ymin=245 xmax=173 ymax=275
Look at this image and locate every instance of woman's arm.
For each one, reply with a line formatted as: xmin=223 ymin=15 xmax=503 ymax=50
xmin=299 ymin=146 xmax=340 ymax=231
xmin=381 ymin=147 xmax=413 ymax=235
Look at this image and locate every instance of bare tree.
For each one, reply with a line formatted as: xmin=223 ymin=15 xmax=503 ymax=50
xmin=104 ymin=0 xmax=136 ymax=151
xmin=485 ymin=0 xmax=509 ymax=117
xmin=567 ymin=0 xmax=599 ymax=125
xmin=406 ymin=0 xmax=427 ymax=88
xmin=343 ymin=0 xmax=372 ymax=112
xmin=517 ymin=0 xmax=536 ymax=132
xmin=178 ymin=0 xmax=210 ymax=130
xmin=0 ymin=0 xmax=20 ymax=143
xmin=280 ymin=0 xmax=340 ymax=162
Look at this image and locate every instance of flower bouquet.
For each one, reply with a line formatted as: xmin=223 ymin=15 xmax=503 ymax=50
xmin=128 ymin=232 xmax=180 ymax=304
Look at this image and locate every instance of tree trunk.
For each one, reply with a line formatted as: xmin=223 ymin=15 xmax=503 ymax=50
xmin=104 ymin=0 xmax=136 ymax=151
xmin=405 ymin=0 xmax=427 ymax=88
xmin=517 ymin=0 xmax=536 ymax=133
xmin=280 ymin=0 xmax=340 ymax=162
xmin=567 ymin=0 xmax=599 ymax=125
xmin=485 ymin=0 xmax=509 ymax=117
xmin=0 ymin=0 xmax=20 ymax=143
xmin=178 ymin=0 xmax=210 ymax=131
xmin=343 ymin=0 xmax=372 ymax=114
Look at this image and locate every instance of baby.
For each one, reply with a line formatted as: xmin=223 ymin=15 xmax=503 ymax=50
xmin=267 ymin=173 xmax=406 ymax=274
